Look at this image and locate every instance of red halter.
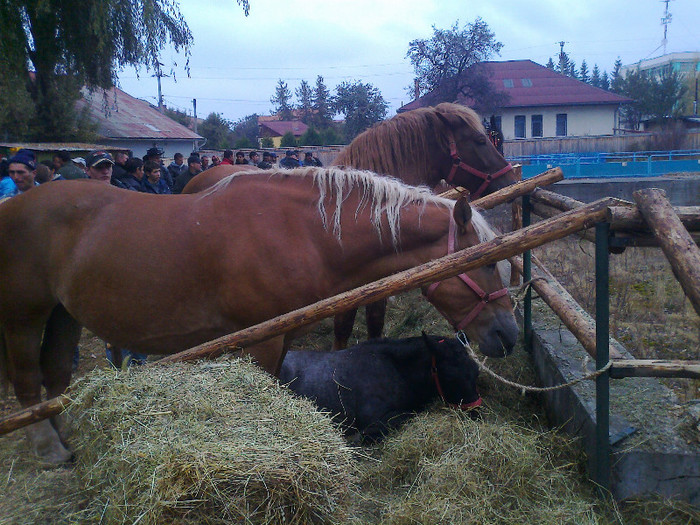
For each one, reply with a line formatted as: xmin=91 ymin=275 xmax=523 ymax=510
xmin=423 ymin=215 xmax=509 ymax=331
xmin=445 ymin=130 xmax=513 ymax=200
xmin=431 ymin=354 xmax=482 ymax=410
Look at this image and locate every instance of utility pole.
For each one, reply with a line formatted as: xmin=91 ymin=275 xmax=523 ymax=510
xmin=558 ymin=41 xmax=568 ymax=74
xmin=152 ymin=61 xmax=169 ymax=113
xmin=192 ymin=98 xmax=198 ymax=134
xmin=660 ymin=0 xmax=673 ymax=55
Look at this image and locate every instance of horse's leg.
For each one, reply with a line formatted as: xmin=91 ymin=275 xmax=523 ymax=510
xmin=240 ymin=335 xmax=286 ymax=377
xmin=333 ymin=308 xmax=358 ymax=350
xmin=4 ymin=319 xmax=72 ymax=464
xmin=40 ymin=305 xmax=82 ymax=443
xmin=365 ymin=299 xmax=387 ymax=340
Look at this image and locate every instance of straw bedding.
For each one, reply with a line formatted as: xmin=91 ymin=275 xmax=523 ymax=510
xmin=66 ymin=357 xmax=356 ymax=525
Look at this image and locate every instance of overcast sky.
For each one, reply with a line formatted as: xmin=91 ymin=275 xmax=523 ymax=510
xmin=116 ymin=0 xmax=700 ymax=123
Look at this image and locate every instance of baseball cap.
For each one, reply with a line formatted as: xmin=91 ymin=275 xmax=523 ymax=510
xmin=85 ymin=150 xmax=114 ymax=168
xmin=72 ymin=157 xmax=86 ymax=167
xmin=146 ymin=147 xmax=164 ymax=157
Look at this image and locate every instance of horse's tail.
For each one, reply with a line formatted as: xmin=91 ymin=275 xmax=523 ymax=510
xmin=0 ymin=327 xmax=8 ymax=397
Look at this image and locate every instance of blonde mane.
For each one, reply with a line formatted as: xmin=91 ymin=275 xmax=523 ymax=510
xmin=204 ymin=166 xmax=494 ymax=250
xmin=332 ymin=102 xmax=486 ymax=177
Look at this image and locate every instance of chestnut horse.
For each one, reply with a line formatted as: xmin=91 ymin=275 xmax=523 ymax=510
xmin=333 ymin=102 xmax=517 ymax=348
xmin=0 ymin=167 xmax=518 ymax=463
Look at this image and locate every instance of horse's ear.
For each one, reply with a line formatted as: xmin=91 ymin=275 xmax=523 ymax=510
xmin=453 ymin=194 xmax=472 ymax=231
xmin=434 ymin=108 xmax=460 ymax=132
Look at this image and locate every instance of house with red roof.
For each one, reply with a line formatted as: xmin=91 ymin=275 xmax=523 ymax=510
xmin=399 ymin=60 xmax=632 ymax=141
xmin=77 ymin=86 xmax=203 ymax=159
xmin=258 ymin=117 xmax=309 ymax=147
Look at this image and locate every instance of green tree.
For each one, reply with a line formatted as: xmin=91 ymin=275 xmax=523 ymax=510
xmin=619 ymin=69 xmax=687 ymax=129
xmin=320 ymin=126 xmax=343 ymax=145
xmin=199 ymin=112 xmax=232 ymax=150
xmin=0 ymin=0 xmax=248 ymax=140
xmin=260 ymin=136 xmax=274 ymax=148
xmin=407 ymin=19 xmax=504 ymax=111
xmin=545 ymin=57 xmax=556 ymax=70
xmin=280 ymin=131 xmax=297 ymax=147
xmin=600 ymin=71 xmax=610 ymax=90
xmin=333 ymin=80 xmax=388 ymax=141
xmin=295 ymin=80 xmax=314 ymax=124
xmin=298 ymin=127 xmax=322 ymax=146
xmin=164 ymin=106 xmax=192 ymax=128
xmin=271 ymin=79 xmax=294 ymax=120
xmin=590 ymin=64 xmax=601 ymax=88
xmin=312 ymin=75 xmax=333 ymax=128
xmin=610 ymin=58 xmax=624 ymax=93
xmin=230 ymin=113 xmax=259 ymax=147
xmin=579 ymin=60 xmax=590 ymax=83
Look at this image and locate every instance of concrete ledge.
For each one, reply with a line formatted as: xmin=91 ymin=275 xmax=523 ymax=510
xmin=528 ymin=303 xmax=700 ymax=504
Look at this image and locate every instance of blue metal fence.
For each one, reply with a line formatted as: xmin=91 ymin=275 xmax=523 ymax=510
xmin=511 ymin=150 xmax=700 ymax=179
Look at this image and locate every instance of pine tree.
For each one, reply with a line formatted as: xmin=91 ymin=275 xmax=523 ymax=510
xmin=590 ymin=64 xmax=601 ymax=88
xmin=271 ymin=79 xmax=294 ymax=121
xmin=545 ymin=57 xmax=556 ymax=70
xmin=579 ymin=60 xmax=590 ymax=83
xmin=295 ymin=80 xmax=314 ymax=125
xmin=610 ymin=58 xmax=624 ymax=93
xmin=601 ymin=71 xmax=610 ymax=90
xmin=312 ymin=75 xmax=333 ymax=128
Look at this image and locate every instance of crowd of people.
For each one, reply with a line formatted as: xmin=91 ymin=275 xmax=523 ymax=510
xmin=0 ymin=147 xmax=325 ymax=202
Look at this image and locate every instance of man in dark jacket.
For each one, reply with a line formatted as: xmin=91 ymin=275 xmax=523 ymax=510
xmin=173 ymin=155 xmax=202 ymax=193
xmin=280 ymin=150 xmax=301 ymax=169
xmin=143 ymin=146 xmax=173 ymax=191
xmin=167 ymin=152 xmax=187 ymax=184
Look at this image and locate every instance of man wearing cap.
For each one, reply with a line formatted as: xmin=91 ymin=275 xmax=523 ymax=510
xmin=143 ymin=147 xmax=174 ymax=191
xmin=173 ymin=155 xmax=203 ymax=193
xmin=303 ymin=151 xmax=323 ymax=167
xmin=280 ymin=149 xmax=301 ymax=169
xmin=3 ymin=149 xmax=39 ymax=198
xmin=84 ymin=150 xmax=115 ymax=183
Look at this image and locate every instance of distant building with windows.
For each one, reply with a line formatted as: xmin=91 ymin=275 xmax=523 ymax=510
xmin=621 ymin=52 xmax=700 ymax=115
xmin=399 ymin=60 xmax=631 ymax=140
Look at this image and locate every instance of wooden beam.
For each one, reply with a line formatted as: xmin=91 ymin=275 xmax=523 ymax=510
xmin=509 ymin=255 xmax=624 ymax=360
xmin=633 ymin=189 xmax=700 ymax=317
xmin=0 ymin=198 xmax=614 ymax=436
xmin=439 ymin=167 xmax=564 ymax=209
xmin=610 ymin=359 xmax=700 ymax=379
xmin=607 ymin=205 xmax=700 ymax=233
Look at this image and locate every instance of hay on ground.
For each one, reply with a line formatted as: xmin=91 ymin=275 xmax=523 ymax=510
xmin=66 ymin=357 xmax=356 ymax=525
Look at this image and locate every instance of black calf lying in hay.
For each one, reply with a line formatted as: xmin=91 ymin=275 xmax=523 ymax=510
xmin=280 ymin=333 xmax=481 ymax=442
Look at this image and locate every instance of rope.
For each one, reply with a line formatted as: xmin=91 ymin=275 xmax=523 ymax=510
xmin=456 ymin=331 xmax=612 ymax=395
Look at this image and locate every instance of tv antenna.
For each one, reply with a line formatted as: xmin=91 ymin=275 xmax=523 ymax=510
xmin=660 ymin=0 xmax=673 ymax=55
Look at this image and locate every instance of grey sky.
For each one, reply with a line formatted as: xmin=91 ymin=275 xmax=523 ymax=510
xmin=116 ymin=0 xmax=700 ymax=123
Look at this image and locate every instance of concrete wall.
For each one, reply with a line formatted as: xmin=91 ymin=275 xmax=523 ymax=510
xmin=549 ymin=175 xmax=700 ymax=206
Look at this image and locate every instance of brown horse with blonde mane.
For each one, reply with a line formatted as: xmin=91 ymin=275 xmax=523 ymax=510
xmin=332 ymin=102 xmax=517 ymax=349
xmin=0 ymin=167 xmax=517 ymax=463
xmin=180 ymin=164 xmax=260 ymax=194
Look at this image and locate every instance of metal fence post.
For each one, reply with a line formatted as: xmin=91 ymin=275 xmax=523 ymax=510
xmin=595 ymin=222 xmax=611 ymax=494
xmin=522 ymin=195 xmax=532 ymax=352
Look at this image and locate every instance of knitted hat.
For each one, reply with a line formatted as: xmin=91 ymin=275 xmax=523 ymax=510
xmin=8 ymin=149 xmax=36 ymax=171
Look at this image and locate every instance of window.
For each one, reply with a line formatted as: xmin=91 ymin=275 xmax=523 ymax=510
xmin=531 ymin=115 xmax=543 ymax=137
xmin=521 ymin=78 xmax=533 ymax=87
xmin=503 ymin=79 xmax=514 ymax=88
xmin=514 ymin=115 xmax=526 ymax=138
xmin=556 ymin=113 xmax=568 ymax=136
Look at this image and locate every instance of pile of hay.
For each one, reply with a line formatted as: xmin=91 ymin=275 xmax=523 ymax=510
xmin=355 ymin=408 xmax=600 ymax=524
xmin=66 ymin=357 xmax=356 ymax=524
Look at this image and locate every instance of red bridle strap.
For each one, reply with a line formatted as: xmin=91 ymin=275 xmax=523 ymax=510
xmin=431 ymin=355 xmax=482 ymax=410
xmin=445 ymin=132 xmax=513 ymax=200
xmin=424 ymin=216 xmax=509 ymax=331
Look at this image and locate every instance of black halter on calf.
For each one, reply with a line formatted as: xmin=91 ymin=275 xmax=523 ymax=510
xmin=279 ymin=333 xmax=481 ymax=443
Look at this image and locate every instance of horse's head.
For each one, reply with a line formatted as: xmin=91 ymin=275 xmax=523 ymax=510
xmin=422 ymin=197 xmax=518 ymax=357
xmin=422 ymin=333 xmax=481 ymax=409
xmin=433 ymin=103 xmax=517 ymax=198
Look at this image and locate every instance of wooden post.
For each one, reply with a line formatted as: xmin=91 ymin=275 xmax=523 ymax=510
xmin=0 ymin=198 xmax=613 ymax=436
xmin=607 ymin=205 xmax=700 ymax=233
xmin=633 ymin=189 xmax=700 ymax=317
xmin=510 ymin=165 xmax=523 ymax=286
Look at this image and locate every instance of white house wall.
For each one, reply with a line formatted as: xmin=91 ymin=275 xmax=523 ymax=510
xmin=102 ymin=139 xmax=202 ymax=161
xmin=497 ymin=105 xmax=619 ymax=140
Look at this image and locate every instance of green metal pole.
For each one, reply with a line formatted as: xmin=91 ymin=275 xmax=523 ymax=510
xmin=522 ymin=195 xmax=532 ymax=352
xmin=595 ymin=222 xmax=611 ymax=494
